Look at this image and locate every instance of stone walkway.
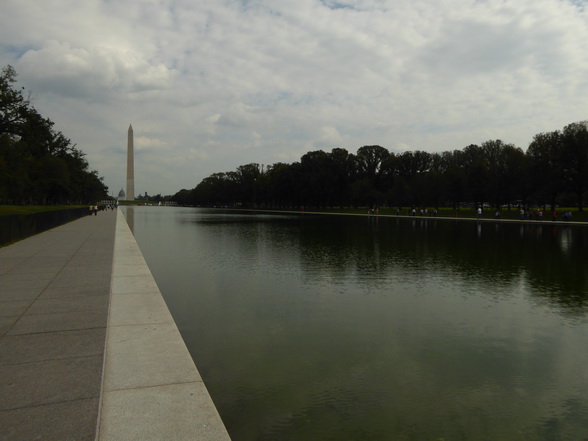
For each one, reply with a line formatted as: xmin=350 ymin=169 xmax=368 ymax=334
xmin=0 ymin=210 xmax=231 ymax=441
xmin=0 ymin=210 xmax=116 ymax=441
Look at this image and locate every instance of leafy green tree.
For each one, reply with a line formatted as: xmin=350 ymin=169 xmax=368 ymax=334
xmin=527 ymin=130 xmax=564 ymax=209
xmin=176 ymin=120 xmax=587 ymax=213
xmin=353 ymin=145 xmax=390 ymax=206
xmin=461 ymin=144 xmax=487 ymax=208
xmin=424 ymin=152 xmax=445 ymax=208
xmin=561 ymin=121 xmax=588 ymax=210
xmin=0 ymin=65 xmax=108 ymax=204
xmin=266 ymin=162 xmax=302 ymax=208
xmin=394 ymin=150 xmax=432 ymax=206
xmin=440 ymin=150 xmax=466 ymax=209
xmin=173 ymin=188 xmax=194 ymax=205
xmin=328 ymin=148 xmax=354 ymax=207
xmin=0 ymin=65 xmax=29 ymax=136
xmin=355 ymin=145 xmax=390 ymax=181
xmin=299 ymin=150 xmax=337 ymax=207
xmin=480 ymin=140 xmax=524 ymax=209
xmin=234 ymin=163 xmax=262 ymax=206
xmin=33 ymin=156 xmax=70 ymax=204
xmin=500 ymin=144 xmax=528 ymax=210
xmin=192 ymin=172 xmax=235 ymax=206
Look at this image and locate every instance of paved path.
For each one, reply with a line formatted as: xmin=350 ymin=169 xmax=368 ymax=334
xmin=0 ymin=210 xmax=115 ymax=441
xmin=0 ymin=210 xmax=231 ymax=441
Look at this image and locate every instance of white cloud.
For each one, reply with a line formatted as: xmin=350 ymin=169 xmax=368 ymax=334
xmin=18 ymin=40 xmax=174 ymax=99
xmin=317 ymin=126 xmax=348 ymax=148
xmin=1 ymin=0 xmax=587 ymax=195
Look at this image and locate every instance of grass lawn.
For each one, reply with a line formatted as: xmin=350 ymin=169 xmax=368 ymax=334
xmin=303 ymin=206 xmax=588 ymax=222
xmin=0 ymin=205 xmax=86 ymax=216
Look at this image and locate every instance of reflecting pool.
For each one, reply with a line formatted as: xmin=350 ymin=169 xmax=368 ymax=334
xmin=124 ymin=207 xmax=588 ymax=441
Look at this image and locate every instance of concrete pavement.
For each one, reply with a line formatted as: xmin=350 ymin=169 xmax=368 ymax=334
xmin=0 ymin=209 xmax=115 ymax=441
xmin=0 ymin=209 xmax=231 ymax=441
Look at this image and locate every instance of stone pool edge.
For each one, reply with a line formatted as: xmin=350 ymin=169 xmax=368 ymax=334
xmin=95 ymin=210 xmax=231 ymax=441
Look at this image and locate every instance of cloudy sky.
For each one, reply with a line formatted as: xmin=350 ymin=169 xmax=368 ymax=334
xmin=2 ymin=0 xmax=587 ymax=196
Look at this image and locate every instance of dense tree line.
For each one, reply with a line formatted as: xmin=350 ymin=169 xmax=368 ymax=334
xmin=175 ymin=121 xmax=588 ymax=212
xmin=0 ymin=65 xmax=108 ymax=205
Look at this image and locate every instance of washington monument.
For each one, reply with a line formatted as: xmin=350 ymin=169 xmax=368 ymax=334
xmin=126 ymin=124 xmax=135 ymax=200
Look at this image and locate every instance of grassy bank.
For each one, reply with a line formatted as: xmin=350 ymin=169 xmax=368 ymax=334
xmin=0 ymin=205 xmax=86 ymax=216
xmin=300 ymin=206 xmax=588 ymax=222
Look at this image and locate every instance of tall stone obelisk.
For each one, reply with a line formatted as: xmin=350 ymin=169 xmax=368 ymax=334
xmin=126 ymin=124 xmax=135 ymax=200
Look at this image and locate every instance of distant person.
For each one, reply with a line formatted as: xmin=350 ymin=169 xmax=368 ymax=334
xmin=88 ymin=205 xmax=93 ymax=216
xmin=552 ymin=210 xmax=557 ymax=221
xmin=93 ymin=205 xmax=98 ymax=216
xmin=477 ymin=207 xmax=482 ymax=219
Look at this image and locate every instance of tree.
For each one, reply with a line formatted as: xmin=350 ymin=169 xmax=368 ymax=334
xmin=395 ymin=150 xmax=432 ymax=206
xmin=424 ymin=152 xmax=445 ymax=208
xmin=176 ymin=120 xmax=586 ymax=212
xmin=355 ymin=145 xmax=390 ymax=182
xmin=266 ymin=162 xmax=302 ymax=208
xmin=0 ymin=65 xmax=108 ymax=204
xmin=500 ymin=144 xmax=527 ymax=209
xmin=234 ymin=163 xmax=262 ymax=206
xmin=0 ymin=65 xmax=29 ymax=137
xmin=461 ymin=144 xmax=487 ymax=208
xmin=480 ymin=140 xmax=523 ymax=209
xmin=561 ymin=121 xmax=588 ymax=211
xmin=328 ymin=148 xmax=354 ymax=207
xmin=353 ymin=145 xmax=390 ymax=206
xmin=527 ymin=131 xmax=564 ymax=209
xmin=173 ymin=189 xmax=194 ymax=205
xmin=299 ymin=150 xmax=337 ymax=207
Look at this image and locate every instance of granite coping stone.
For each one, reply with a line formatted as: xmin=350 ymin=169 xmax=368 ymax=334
xmin=96 ymin=211 xmax=232 ymax=441
xmin=99 ymin=383 xmax=231 ymax=441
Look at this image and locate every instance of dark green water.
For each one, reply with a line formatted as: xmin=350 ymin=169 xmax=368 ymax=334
xmin=124 ymin=207 xmax=588 ymax=441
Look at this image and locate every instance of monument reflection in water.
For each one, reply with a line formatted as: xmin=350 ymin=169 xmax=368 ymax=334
xmin=124 ymin=206 xmax=588 ymax=441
